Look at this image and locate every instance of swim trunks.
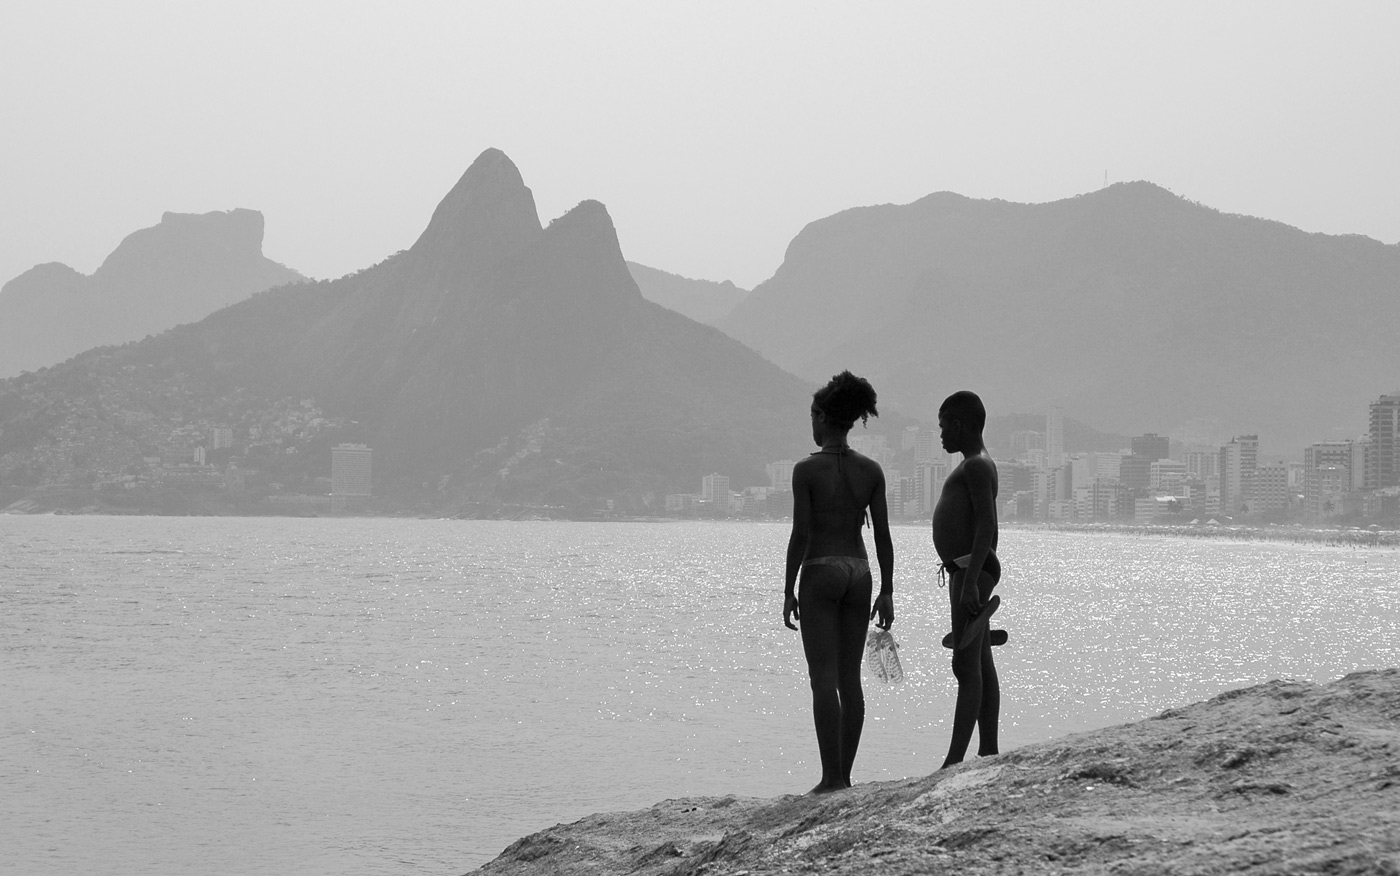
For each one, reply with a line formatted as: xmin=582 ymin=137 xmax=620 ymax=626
xmin=937 ymin=553 xmax=973 ymax=586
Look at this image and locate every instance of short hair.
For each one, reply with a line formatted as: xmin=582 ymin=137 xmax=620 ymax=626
xmin=813 ymin=371 xmax=878 ymax=428
xmin=939 ymin=390 xmax=986 ymax=432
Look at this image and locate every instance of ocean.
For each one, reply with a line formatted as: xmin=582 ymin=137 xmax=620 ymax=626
xmin=3 ymin=515 xmax=1397 ymax=874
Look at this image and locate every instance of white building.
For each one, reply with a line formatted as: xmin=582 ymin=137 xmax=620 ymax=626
xmin=766 ymin=460 xmax=795 ymax=492
xmin=331 ymin=444 xmax=373 ymax=497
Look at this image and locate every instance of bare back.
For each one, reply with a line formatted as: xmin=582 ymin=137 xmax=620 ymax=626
xmin=795 ymin=449 xmax=883 ymax=559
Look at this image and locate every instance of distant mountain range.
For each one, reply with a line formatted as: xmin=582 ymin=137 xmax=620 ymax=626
xmin=0 ymin=209 xmax=303 ymax=377
xmin=4 ymin=159 xmax=1396 ymax=513
xmin=717 ymin=183 xmax=1400 ymax=452
xmin=627 ymin=262 xmax=748 ymax=324
xmin=0 ymin=150 xmax=813 ymax=511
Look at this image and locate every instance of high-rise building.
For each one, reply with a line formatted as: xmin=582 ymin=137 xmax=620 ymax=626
xmin=1366 ymin=394 xmax=1400 ymax=489
xmin=915 ymin=462 xmax=948 ymax=516
xmin=1119 ymin=455 xmax=1152 ymax=491
xmin=331 ymin=444 xmax=373 ymax=497
xmin=1253 ymin=463 xmax=1290 ymax=513
xmin=913 ymin=428 xmax=940 ymax=464
xmin=1304 ymin=440 xmax=1362 ymax=517
xmin=1218 ymin=435 xmax=1258 ymax=516
xmin=1045 ymin=408 xmax=1064 ymax=468
xmin=1011 ymin=430 xmax=1044 ymax=461
xmin=1149 ymin=459 xmax=1187 ymax=490
xmin=1184 ymin=448 xmax=1218 ymax=480
xmin=701 ymin=473 xmax=730 ymax=503
xmin=210 ymin=427 xmax=234 ymax=450
xmin=766 ymin=460 xmax=795 ymax=492
xmin=1131 ymin=433 xmax=1170 ymax=461
xmin=849 ymin=434 xmax=886 ymax=456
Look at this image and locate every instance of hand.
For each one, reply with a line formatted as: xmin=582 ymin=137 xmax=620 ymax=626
xmin=960 ymin=581 xmax=982 ymax=615
xmin=783 ymin=593 xmax=800 ymax=630
xmin=870 ymin=591 xmax=894 ymax=630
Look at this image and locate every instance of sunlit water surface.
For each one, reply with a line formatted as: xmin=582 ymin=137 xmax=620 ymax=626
xmin=3 ymin=516 xmax=1396 ymax=874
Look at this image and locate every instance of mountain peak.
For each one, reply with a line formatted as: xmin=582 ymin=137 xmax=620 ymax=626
xmin=409 ymin=148 xmax=543 ymax=273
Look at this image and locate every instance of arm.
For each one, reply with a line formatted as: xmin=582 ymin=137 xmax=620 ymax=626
xmin=959 ymin=456 xmax=999 ymax=611
xmin=867 ymin=464 xmax=895 ymax=630
xmin=783 ymin=463 xmax=813 ymax=630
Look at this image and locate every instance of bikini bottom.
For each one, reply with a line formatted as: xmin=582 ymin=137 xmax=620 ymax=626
xmin=800 ymin=556 xmax=872 ymax=605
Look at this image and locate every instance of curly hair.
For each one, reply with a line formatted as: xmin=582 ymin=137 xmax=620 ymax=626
xmin=813 ymin=371 xmax=879 ymax=428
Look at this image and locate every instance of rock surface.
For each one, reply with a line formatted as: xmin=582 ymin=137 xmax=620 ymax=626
xmin=472 ymin=669 xmax=1400 ymax=874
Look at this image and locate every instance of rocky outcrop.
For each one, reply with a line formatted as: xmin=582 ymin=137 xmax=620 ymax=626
xmin=0 ymin=208 xmax=303 ymax=376
xmin=473 ymin=669 xmax=1400 ymax=874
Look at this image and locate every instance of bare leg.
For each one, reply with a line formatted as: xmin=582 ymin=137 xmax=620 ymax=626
xmin=799 ymin=566 xmax=848 ymax=793
xmin=941 ymin=626 xmax=984 ymax=768
xmin=835 ymin=580 xmax=872 ymax=786
xmin=941 ymin=570 xmax=998 ymax=769
xmin=976 ymin=636 xmax=1000 ymax=757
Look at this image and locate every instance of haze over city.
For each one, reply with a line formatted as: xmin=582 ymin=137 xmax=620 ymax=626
xmin=3 ymin=1 xmax=1398 ymax=292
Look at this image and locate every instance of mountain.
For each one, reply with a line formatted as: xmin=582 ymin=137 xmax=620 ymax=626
xmin=627 ymin=262 xmax=748 ymax=323
xmin=0 ymin=209 xmax=304 ymax=377
xmin=717 ymin=183 xmax=1400 ymax=453
xmin=0 ymin=150 xmax=814 ymax=512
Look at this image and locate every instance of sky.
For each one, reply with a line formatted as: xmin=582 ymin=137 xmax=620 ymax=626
xmin=3 ymin=1 xmax=1398 ymax=292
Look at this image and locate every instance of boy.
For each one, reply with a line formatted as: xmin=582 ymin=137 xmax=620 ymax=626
xmin=931 ymin=390 xmax=1000 ymax=768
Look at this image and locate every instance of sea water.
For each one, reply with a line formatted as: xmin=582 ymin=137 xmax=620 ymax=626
xmin=2 ymin=515 xmax=1397 ymax=874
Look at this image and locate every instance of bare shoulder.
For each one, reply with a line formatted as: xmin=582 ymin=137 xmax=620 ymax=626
xmin=962 ymin=454 xmax=999 ymax=492
xmin=851 ymin=450 xmax=885 ymax=480
xmin=963 ymin=454 xmax=997 ymax=476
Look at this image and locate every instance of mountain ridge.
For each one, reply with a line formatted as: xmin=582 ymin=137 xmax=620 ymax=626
xmin=0 ymin=150 xmax=814 ymax=511
xmin=0 ymin=208 xmax=304 ymax=377
xmin=718 ymin=182 xmax=1400 ymax=452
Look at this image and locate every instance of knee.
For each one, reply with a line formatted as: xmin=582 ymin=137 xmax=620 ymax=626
xmin=837 ymin=669 xmax=864 ymax=695
xmin=950 ymin=653 xmax=980 ymax=682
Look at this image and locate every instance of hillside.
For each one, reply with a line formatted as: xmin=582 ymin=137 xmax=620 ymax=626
xmin=717 ymin=184 xmax=1400 ymax=453
xmin=0 ymin=151 xmax=814 ymax=513
xmin=474 ymin=668 xmax=1400 ymax=874
xmin=627 ymin=261 xmax=748 ymax=324
xmin=0 ymin=209 xmax=304 ymax=377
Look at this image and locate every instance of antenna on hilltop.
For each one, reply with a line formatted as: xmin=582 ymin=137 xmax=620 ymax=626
xmin=1103 ymin=170 xmax=1108 ymax=189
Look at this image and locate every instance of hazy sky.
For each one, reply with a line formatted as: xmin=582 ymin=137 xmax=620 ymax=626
xmin=3 ymin=1 xmax=1397 ymax=291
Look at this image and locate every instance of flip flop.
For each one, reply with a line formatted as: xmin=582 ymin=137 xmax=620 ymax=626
xmin=943 ymin=629 xmax=1008 ymax=649
xmin=956 ymin=594 xmax=1000 ymax=650
xmin=864 ymin=628 xmax=904 ymax=683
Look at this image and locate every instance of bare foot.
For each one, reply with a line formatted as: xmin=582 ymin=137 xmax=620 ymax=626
xmin=808 ymin=780 xmax=847 ymax=795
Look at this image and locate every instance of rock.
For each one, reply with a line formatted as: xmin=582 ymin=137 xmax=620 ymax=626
xmin=471 ymin=669 xmax=1400 ymax=874
xmin=0 ymin=208 xmax=303 ymax=376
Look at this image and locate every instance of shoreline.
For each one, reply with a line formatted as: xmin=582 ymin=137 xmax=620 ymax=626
xmin=1013 ymin=520 xmax=1400 ymax=548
